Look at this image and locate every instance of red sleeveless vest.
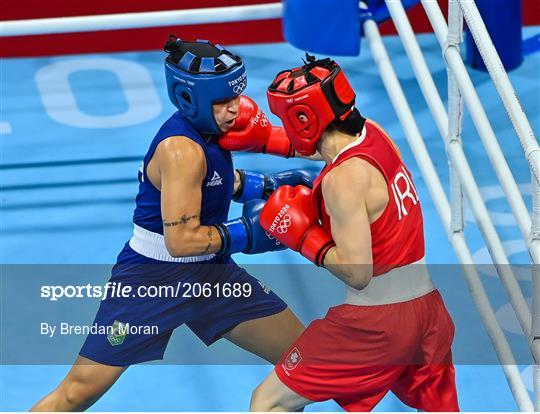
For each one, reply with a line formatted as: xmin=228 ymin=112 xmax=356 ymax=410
xmin=312 ymin=120 xmax=425 ymax=276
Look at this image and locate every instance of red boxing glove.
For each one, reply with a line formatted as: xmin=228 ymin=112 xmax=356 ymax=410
xmin=260 ymin=185 xmax=335 ymax=265
xmin=218 ymin=96 xmax=294 ymax=158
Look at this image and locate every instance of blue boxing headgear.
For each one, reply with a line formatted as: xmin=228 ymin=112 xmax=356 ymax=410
xmin=164 ymin=35 xmax=247 ymax=135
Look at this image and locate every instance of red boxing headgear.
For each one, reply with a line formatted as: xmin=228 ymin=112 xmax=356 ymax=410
xmin=267 ymin=57 xmax=356 ymax=156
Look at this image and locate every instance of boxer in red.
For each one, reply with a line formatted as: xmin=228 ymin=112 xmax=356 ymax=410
xmin=247 ymin=56 xmax=460 ymax=412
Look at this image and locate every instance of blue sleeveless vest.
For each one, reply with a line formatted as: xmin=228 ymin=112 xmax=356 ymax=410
xmin=132 ymin=112 xmax=234 ymax=234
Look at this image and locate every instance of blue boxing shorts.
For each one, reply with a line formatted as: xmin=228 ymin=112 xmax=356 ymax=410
xmin=79 ymin=243 xmax=286 ymax=366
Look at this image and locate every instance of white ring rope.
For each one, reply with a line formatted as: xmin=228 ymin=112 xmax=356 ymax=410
xmin=457 ymin=0 xmax=540 ymax=187
xmin=421 ymin=0 xmax=535 ymax=262
xmin=0 ymin=3 xmax=283 ymax=37
xmin=366 ymin=4 xmax=534 ymax=408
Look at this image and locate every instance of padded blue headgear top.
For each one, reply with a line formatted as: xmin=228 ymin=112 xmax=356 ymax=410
xmin=164 ymin=35 xmax=247 ymax=135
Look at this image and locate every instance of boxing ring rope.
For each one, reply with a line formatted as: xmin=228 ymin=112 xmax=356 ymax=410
xmin=445 ymin=2 xmax=464 ymax=237
xmin=422 ymin=0 xmax=539 ymax=265
xmin=385 ymin=0 xmax=535 ymax=341
xmin=383 ymin=0 xmax=536 ymax=345
xmin=0 ymin=3 xmax=283 ymax=37
xmin=421 ymin=0 xmax=540 ymax=410
xmin=377 ymin=0 xmax=539 ymax=410
xmin=2 ymin=1 xmax=539 ymax=411
xmin=363 ymin=1 xmax=534 ymax=409
xmin=458 ymin=1 xmax=540 ymax=188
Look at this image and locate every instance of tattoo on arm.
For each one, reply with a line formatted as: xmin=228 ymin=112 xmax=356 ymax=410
xmin=201 ymin=243 xmax=211 ymax=254
xmin=200 ymin=227 xmax=213 ymax=254
xmin=163 ymin=214 xmax=199 ymax=227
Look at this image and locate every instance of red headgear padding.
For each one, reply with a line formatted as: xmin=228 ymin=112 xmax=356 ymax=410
xmin=267 ymin=57 xmax=355 ymax=155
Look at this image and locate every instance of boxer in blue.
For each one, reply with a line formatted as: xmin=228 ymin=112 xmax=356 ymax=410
xmin=31 ymin=36 xmax=312 ymax=411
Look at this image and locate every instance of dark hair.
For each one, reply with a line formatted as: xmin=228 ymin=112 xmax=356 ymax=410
xmin=326 ymin=108 xmax=366 ymax=136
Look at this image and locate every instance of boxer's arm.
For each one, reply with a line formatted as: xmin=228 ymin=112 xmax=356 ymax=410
xmin=157 ymin=136 xmax=222 ymax=257
xmin=233 ymin=169 xmax=242 ymax=197
xmin=321 ymin=160 xmax=373 ymax=290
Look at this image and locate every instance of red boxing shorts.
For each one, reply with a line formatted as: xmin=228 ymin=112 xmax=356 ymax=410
xmin=275 ymin=290 xmax=459 ymax=412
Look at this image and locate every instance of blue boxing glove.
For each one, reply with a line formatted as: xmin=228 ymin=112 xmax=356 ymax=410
xmin=233 ymin=169 xmax=318 ymax=204
xmin=215 ymin=199 xmax=287 ymax=255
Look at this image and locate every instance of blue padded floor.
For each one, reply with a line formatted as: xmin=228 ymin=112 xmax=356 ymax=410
xmin=1 ymin=27 xmax=539 ymax=411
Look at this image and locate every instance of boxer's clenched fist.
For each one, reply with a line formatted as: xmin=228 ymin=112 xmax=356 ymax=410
xmin=260 ymin=185 xmax=334 ymax=265
xmin=218 ymin=96 xmax=294 ymax=158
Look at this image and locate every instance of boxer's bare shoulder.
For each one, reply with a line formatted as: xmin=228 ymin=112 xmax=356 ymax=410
xmin=147 ymin=136 xmax=206 ymax=191
xmin=155 ymin=136 xmax=205 ymax=168
xmin=321 ymin=159 xmax=367 ymax=209
xmin=322 ymin=157 xmax=388 ymax=224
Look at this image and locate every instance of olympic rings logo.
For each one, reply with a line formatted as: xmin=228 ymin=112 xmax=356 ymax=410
xmin=269 ymin=204 xmax=290 ymax=234
xmin=276 ymin=214 xmax=292 ymax=234
xmin=233 ymin=81 xmax=246 ymax=94
xmin=265 ymin=232 xmax=282 ymax=245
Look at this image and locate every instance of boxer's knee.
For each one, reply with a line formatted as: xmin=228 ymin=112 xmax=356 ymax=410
xmin=63 ymin=378 xmax=98 ymax=410
xmin=250 ymin=383 xmax=283 ymax=411
xmin=31 ymin=357 xmax=125 ymax=411
xmin=250 ymin=372 xmax=308 ymax=412
xmin=31 ymin=379 xmax=96 ymax=411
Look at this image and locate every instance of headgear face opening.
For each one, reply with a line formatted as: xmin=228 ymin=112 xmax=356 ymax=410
xmin=164 ymin=35 xmax=247 ymax=135
xmin=267 ymin=56 xmax=355 ymax=155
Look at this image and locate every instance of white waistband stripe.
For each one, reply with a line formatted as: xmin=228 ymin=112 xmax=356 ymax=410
xmin=344 ymin=258 xmax=434 ymax=306
xmin=129 ymin=224 xmax=216 ymax=263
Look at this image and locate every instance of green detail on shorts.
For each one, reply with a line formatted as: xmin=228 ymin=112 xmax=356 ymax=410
xmin=107 ymin=320 xmax=128 ymax=346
